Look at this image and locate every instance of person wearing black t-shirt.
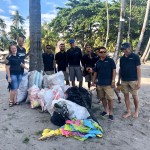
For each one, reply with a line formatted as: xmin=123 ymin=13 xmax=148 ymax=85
xmin=5 ymin=44 xmax=28 ymax=107
xmin=42 ymin=45 xmax=55 ymax=75
xmin=118 ymin=43 xmax=141 ymax=119
xmin=82 ymin=44 xmax=97 ymax=90
xmin=66 ymin=39 xmax=83 ymax=87
xmin=55 ymin=43 xmax=70 ymax=85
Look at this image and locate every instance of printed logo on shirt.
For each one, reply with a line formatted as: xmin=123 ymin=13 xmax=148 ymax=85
xmin=18 ymin=53 xmax=25 ymax=57
xmin=104 ymin=61 xmax=108 ymax=62
xmin=129 ymin=58 xmax=133 ymax=60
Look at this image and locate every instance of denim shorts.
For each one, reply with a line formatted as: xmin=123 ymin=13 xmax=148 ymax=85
xmin=10 ymin=74 xmax=23 ymax=90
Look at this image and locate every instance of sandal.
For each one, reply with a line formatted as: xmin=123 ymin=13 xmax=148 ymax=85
xmin=14 ymin=102 xmax=20 ymax=105
xmin=9 ymin=101 xmax=14 ymax=107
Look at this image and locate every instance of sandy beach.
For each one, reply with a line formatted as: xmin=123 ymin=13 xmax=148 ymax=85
xmin=0 ymin=62 xmax=150 ymax=150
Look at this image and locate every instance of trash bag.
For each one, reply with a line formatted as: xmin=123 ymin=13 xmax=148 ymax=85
xmin=65 ymin=87 xmax=92 ymax=108
xmin=28 ymin=70 xmax=43 ymax=89
xmin=51 ymin=103 xmax=69 ymax=126
xmin=17 ymin=73 xmax=29 ymax=103
xmin=49 ymin=99 xmax=90 ymax=120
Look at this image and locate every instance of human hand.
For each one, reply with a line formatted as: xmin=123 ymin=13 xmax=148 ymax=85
xmin=8 ymin=77 xmax=11 ymax=83
xmin=136 ymin=82 xmax=141 ymax=89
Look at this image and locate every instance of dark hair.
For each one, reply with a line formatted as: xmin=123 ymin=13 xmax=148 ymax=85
xmin=85 ymin=43 xmax=92 ymax=48
xmin=99 ymin=46 xmax=106 ymax=50
xmin=9 ymin=44 xmax=17 ymax=54
xmin=94 ymin=47 xmax=100 ymax=52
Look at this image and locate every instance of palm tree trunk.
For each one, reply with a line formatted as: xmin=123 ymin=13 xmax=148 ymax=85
xmin=141 ymin=38 xmax=150 ymax=62
xmin=104 ymin=0 xmax=109 ymax=48
xmin=29 ymin=0 xmax=43 ymax=71
xmin=127 ymin=0 xmax=132 ymax=42
xmin=144 ymin=46 xmax=150 ymax=62
xmin=135 ymin=0 xmax=150 ymax=54
xmin=113 ymin=0 xmax=126 ymax=62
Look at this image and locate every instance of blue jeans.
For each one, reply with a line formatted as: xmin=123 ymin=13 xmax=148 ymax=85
xmin=10 ymin=74 xmax=23 ymax=90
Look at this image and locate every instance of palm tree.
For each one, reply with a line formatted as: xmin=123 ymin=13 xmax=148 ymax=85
xmin=104 ymin=0 xmax=109 ymax=48
xmin=0 ymin=18 xmax=6 ymax=29
xmin=29 ymin=0 xmax=43 ymax=71
xmin=135 ymin=0 xmax=150 ymax=54
xmin=113 ymin=0 xmax=126 ymax=62
xmin=8 ymin=25 xmax=26 ymax=40
xmin=10 ymin=10 xmax=25 ymax=29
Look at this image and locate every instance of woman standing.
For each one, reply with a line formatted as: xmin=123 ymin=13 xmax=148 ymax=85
xmin=5 ymin=44 xmax=28 ymax=107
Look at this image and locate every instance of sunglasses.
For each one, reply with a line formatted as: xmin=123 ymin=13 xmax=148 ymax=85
xmin=86 ymin=46 xmax=91 ymax=48
xmin=47 ymin=47 xmax=51 ymax=49
xmin=99 ymin=51 xmax=106 ymax=53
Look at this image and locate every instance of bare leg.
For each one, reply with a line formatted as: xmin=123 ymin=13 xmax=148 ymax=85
xmin=108 ymin=100 xmax=113 ymax=115
xmin=132 ymin=95 xmax=139 ymax=118
xmin=66 ymin=80 xmax=70 ymax=85
xmin=72 ymin=81 xmax=75 ymax=87
xmin=13 ymin=90 xmax=17 ymax=104
xmin=123 ymin=93 xmax=131 ymax=118
xmin=101 ymin=98 xmax=108 ymax=113
xmin=79 ymin=81 xmax=82 ymax=87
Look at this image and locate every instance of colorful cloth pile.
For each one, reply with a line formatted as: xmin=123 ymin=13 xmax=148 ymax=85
xmin=39 ymin=119 xmax=103 ymax=141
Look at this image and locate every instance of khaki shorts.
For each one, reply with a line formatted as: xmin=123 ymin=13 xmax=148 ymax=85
xmin=97 ymin=85 xmax=114 ymax=100
xmin=63 ymin=71 xmax=69 ymax=81
xmin=121 ymin=81 xmax=138 ymax=96
xmin=45 ymin=71 xmax=54 ymax=75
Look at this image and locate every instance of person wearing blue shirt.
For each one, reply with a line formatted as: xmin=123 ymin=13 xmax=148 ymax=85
xmin=118 ymin=43 xmax=141 ymax=118
xmin=92 ymin=46 xmax=116 ymax=121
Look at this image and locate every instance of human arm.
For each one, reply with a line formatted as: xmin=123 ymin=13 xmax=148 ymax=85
xmin=20 ymin=63 xmax=28 ymax=70
xmin=5 ymin=65 xmax=11 ymax=82
xmin=91 ymin=72 xmax=97 ymax=86
xmin=137 ymin=65 xmax=141 ymax=89
xmin=111 ymin=69 xmax=116 ymax=88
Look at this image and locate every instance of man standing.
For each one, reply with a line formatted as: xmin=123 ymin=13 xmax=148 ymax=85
xmin=17 ymin=37 xmax=27 ymax=73
xmin=42 ymin=45 xmax=54 ymax=75
xmin=118 ymin=43 xmax=141 ymax=118
xmin=92 ymin=46 xmax=116 ymax=121
xmin=66 ymin=39 xmax=83 ymax=87
xmin=55 ymin=43 xmax=70 ymax=85
xmin=82 ymin=44 xmax=97 ymax=90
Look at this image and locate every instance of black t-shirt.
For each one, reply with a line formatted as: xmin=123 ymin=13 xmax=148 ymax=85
xmin=120 ymin=52 xmax=141 ymax=81
xmin=55 ymin=51 xmax=67 ymax=71
xmin=42 ymin=53 xmax=54 ymax=71
xmin=94 ymin=57 xmax=116 ymax=86
xmin=67 ymin=46 xmax=82 ymax=66
xmin=6 ymin=55 xmax=23 ymax=75
xmin=82 ymin=52 xmax=97 ymax=68
xmin=17 ymin=46 xmax=26 ymax=64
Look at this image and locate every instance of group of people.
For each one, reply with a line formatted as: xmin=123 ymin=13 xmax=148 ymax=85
xmin=5 ymin=37 xmax=141 ymax=121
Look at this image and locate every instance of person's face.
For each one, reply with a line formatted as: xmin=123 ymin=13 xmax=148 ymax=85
xmin=46 ymin=46 xmax=51 ymax=53
xmin=70 ymin=42 xmax=75 ymax=48
xmin=86 ymin=46 xmax=92 ymax=53
xmin=59 ymin=44 xmax=65 ymax=51
xmin=17 ymin=37 xmax=24 ymax=47
xmin=99 ymin=48 xmax=107 ymax=57
xmin=10 ymin=45 xmax=17 ymax=54
xmin=95 ymin=50 xmax=100 ymax=56
xmin=122 ymin=47 xmax=131 ymax=56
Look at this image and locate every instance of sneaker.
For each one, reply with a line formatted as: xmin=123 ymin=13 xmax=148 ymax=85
xmin=108 ymin=115 xmax=114 ymax=121
xmin=100 ymin=111 xmax=108 ymax=117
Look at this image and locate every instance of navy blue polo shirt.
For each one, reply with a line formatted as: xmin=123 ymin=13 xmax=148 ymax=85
xmin=94 ymin=57 xmax=116 ymax=86
xmin=67 ymin=46 xmax=82 ymax=66
xmin=42 ymin=52 xmax=54 ymax=71
xmin=17 ymin=46 xmax=26 ymax=64
xmin=6 ymin=55 xmax=23 ymax=75
xmin=120 ymin=52 xmax=141 ymax=81
xmin=55 ymin=51 xmax=67 ymax=71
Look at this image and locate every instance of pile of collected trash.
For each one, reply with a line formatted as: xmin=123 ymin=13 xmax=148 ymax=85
xmin=16 ymin=70 xmax=103 ymax=140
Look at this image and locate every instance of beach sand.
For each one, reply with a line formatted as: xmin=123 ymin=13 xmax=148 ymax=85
xmin=0 ymin=62 xmax=150 ymax=150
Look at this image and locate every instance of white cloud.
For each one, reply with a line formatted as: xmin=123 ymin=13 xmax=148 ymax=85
xmin=9 ymin=10 xmax=16 ymax=15
xmin=0 ymin=9 xmax=4 ymax=13
xmin=9 ymin=5 xmax=19 ymax=10
xmin=41 ymin=13 xmax=56 ymax=22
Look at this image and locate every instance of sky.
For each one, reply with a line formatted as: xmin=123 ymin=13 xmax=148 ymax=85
xmin=0 ymin=0 xmax=68 ymax=37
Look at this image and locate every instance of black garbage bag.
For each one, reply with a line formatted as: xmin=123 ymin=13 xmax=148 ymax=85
xmin=51 ymin=103 xmax=69 ymax=126
xmin=65 ymin=86 xmax=92 ymax=108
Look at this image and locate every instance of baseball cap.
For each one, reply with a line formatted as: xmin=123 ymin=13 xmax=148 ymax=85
xmin=69 ymin=39 xmax=75 ymax=44
xmin=121 ymin=43 xmax=131 ymax=50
